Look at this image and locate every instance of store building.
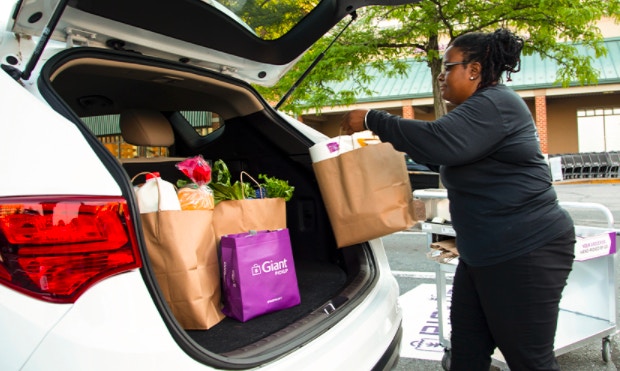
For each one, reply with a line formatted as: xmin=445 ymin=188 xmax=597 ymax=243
xmin=299 ymin=37 xmax=620 ymax=157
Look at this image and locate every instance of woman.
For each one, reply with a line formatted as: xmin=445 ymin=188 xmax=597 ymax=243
xmin=341 ymin=29 xmax=575 ymax=370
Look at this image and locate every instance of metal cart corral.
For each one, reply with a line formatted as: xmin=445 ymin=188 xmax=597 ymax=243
xmin=414 ymin=190 xmax=618 ymax=371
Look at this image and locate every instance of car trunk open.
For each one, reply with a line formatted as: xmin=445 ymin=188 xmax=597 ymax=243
xmin=37 ymin=48 xmax=377 ymax=365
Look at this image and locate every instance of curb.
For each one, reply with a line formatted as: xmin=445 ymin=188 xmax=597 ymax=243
xmin=554 ymin=178 xmax=620 ymax=185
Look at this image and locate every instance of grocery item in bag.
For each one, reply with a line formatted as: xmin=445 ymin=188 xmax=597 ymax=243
xmin=309 ymin=130 xmax=377 ymax=163
xmin=134 ymin=172 xmax=181 ymax=213
xmin=176 ymin=155 xmax=215 ymax=210
xmin=177 ymin=186 xmax=214 ymax=210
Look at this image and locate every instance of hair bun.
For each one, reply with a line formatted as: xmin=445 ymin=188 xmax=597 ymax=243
xmin=492 ymin=29 xmax=523 ymax=80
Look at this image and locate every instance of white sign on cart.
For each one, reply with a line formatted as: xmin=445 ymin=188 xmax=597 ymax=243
xmin=574 ymin=230 xmax=616 ymax=261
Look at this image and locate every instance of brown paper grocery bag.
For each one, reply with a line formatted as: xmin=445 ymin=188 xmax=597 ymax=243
xmin=312 ymin=142 xmax=415 ymax=247
xmin=141 ymin=209 xmax=225 ymax=330
xmin=212 ymin=198 xmax=286 ymax=242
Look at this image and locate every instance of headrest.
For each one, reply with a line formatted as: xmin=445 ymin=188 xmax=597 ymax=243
xmin=119 ymin=109 xmax=174 ymax=147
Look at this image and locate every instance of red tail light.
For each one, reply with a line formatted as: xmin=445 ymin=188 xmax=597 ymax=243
xmin=0 ymin=196 xmax=142 ymax=303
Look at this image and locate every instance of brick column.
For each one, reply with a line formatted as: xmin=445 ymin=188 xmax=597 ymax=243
xmin=402 ymin=105 xmax=414 ymax=119
xmin=534 ymin=95 xmax=548 ymax=154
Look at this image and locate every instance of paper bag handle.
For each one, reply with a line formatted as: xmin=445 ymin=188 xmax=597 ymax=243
xmin=240 ymin=171 xmax=264 ymax=199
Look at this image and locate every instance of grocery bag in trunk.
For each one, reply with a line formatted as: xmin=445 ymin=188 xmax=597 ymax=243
xmin=220 ymin=229 xmax=300 ymax=322
xmin=312 ymin=140 xmax=416 ymax=247
xmin=212 ymin=172 xmax=287 ymax=242
xmin=134 ymin=173 xmax=225 ymax=330
xmin=213 ymin=198 xmax=286 ymax=241
xmin=141 ymin=210 xmax=225 ymax=329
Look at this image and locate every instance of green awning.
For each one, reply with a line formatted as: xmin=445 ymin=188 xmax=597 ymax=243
xmin=329 ymin=37 xmax=620 ymax=103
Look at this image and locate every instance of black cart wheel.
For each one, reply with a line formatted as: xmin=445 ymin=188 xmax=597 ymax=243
xmin=441 ymin=349 xmax=451 ymax=371
xmin=602 ymin=337 xmax=611 ymax=363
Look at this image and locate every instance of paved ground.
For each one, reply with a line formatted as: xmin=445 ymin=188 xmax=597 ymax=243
xmin=388 ymin=181 xmax=620 ymax=370
xmin=553 ymin=180 xmax=620 ymax=230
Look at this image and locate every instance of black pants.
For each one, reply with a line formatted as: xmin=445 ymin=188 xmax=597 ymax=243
xmin=449 ymin=230 xmax=575 ymax=371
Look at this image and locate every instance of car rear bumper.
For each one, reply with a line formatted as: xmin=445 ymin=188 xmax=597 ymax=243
xmin=11 ymin=242 xmax=403 ymax=371
xmin=373 ymin=322 xmax=403 ymax=371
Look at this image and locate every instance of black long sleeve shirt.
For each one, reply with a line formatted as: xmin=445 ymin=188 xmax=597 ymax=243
xmin=366 ymin=84 xmax=573 ymax=266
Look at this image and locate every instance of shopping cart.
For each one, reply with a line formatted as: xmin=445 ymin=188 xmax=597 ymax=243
xmin=417 ymin=194 xmax=618 ymax=370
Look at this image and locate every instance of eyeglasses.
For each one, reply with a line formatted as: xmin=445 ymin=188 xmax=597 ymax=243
xmin=441 ymin=61 xmax=469 ymax=72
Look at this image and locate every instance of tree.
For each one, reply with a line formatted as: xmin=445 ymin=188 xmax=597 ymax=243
xmin=256 ymin=0 xmax=619 ymax=117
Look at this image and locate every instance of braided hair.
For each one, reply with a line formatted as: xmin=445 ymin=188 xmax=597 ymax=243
xmin=451 ymin=28 xmax=524 ymax=89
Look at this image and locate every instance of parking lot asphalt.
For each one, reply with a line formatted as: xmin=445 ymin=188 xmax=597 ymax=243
xmin=389 ymin=180 xmax=620 ymax=371
xmin=553 ymin=180 xmax=620 ymax=230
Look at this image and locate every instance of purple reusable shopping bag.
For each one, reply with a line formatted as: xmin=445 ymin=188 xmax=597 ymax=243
xmin=220 ymin=229 xmax=301 ymax=322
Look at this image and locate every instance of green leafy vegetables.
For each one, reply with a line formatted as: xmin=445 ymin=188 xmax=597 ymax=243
xmin=258 ymin=174 xmax=294 ymax=201
xmin=209 ymin=159 xmax=294 ymax=204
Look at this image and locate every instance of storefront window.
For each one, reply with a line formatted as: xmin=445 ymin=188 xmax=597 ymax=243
xmin=577 ymin=107 xmax=620 ymax=152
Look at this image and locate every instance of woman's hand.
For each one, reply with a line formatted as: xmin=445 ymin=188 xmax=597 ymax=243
xmin=341 ymin=109 xmax=369 ymax=135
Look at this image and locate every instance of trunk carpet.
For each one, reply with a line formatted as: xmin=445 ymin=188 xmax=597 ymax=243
xmin=187 ymin=260 xmax=347 ymax=353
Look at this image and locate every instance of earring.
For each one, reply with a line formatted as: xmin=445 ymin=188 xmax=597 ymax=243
xmin=469 ymin=76 xmax=475 ymax=80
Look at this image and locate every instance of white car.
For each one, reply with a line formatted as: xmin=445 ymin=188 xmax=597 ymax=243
xmin=0 ymin=1 xmax=410 ymax=370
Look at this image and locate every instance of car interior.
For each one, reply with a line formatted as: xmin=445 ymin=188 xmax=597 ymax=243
xmin=38 ymin=47 xmax=376 ymax=357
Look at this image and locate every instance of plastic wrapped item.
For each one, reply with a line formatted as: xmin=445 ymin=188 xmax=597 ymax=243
xmin=176 ymin=155 xmax=215 ymax=210
xmin=177 ymin=185 xmax=215 ymax=210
